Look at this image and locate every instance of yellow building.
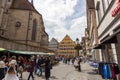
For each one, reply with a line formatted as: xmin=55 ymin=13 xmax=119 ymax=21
xmin=57 ymin=35 xmax=77 ymax=57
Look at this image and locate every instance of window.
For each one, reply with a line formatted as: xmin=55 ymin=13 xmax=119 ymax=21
xmin=96 ymin=1 xmax=101 ymax=23
xmin=102 ymin=0 xmax=109 ymax=12
xmin=31 ymin=19 xmax=37 ymax=41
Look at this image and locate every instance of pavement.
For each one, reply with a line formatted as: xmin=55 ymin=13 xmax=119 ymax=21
xmin=20 ymin=62 xmax=104 ymax=80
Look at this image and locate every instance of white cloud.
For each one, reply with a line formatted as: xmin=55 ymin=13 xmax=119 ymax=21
xmin=33 ymin=0 xmax=86 ymax=42
xmin=69 ymin=16 xmax=87 ymax=41
xmin=34 ymin=0 xmax=77 ymax=20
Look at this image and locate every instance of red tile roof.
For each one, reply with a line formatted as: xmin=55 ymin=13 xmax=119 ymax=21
xmin=10 ymin=0 xmax=37 ymax=12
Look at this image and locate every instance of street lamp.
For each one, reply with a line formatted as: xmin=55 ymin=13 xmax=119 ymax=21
xmin=76 ymin=38 xmax=79 ymax=44
xmin=74 ymin=38 xmax=82 ymax=56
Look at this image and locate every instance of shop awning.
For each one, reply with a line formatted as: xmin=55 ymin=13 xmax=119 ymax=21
xmin=8 ymin=50 xmax=46 ymax=55
xmin=93 ymin=44 xmax=102 ymax=49
xmin=101 ymin=29 xmax=120 ymax=44
xmin=8 ymin=50 xmax=55 ymax=56
xmin=0 ymin=48 xmax=6 ymax=51
xmin=47 ymin=52 xmax=55 ymax=56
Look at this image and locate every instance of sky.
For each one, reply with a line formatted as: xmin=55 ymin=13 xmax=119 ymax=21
xmin=32 ymin=0 xmax=87 ymax=42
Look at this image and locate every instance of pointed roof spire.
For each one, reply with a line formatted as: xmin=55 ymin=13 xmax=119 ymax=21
xmin=60 ymin=34 xmax=73 ymax=42
xmin=10 ymin=0 xmax=36 ymax=11
xmin=31 ymin=0 xmax=34 ymax=5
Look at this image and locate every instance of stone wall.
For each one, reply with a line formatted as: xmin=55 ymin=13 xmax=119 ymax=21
xmin=0 ymin=0 xmax=49 ymax=52
xmin=5 ymin=9 xmax=48 ymax=50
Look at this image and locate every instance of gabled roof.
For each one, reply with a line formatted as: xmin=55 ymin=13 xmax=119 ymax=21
xmin=60 ymin=35 xmax=73 ymax=43
xmin=50 ymin=38 xmax=59 ymax=43
xmin=10 ymin=0 xmax=36 ymax=11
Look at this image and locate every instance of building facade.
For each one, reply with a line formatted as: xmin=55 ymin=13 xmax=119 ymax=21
xmin=94 ymin=0 xmax=120 ymax=67
xmin=0 ymin=0 xmax=12 ymax=34
xmin=48 ymin=38 xmax=59 ymax=53
xmin=86 ymin=0 xmax=99 ymax=61
xmin=0 ymin=0 xmax=49 ymax=52
xmin=84 ymin=28 xmax=91 ymax=56
xmin=80 ymin=37 xmax=86 ymax=56
xmin=57 ymin=35 xmax=76 ymax=57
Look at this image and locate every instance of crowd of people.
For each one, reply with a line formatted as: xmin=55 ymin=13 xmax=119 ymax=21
xmin=60 ymin=56 xmax=86 ymax=72
xmin=0 ymin=54 xmax=86 ymax=80
xmin=0 ymin=55 xmax=55 ymax=80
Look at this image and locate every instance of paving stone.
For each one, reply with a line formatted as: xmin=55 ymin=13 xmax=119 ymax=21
xmin=20 ymin=62 xmax=104 ymax=80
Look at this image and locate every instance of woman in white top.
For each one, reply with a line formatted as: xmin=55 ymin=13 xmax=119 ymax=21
xmin=4 ymin=60 xmax=19 ymax=80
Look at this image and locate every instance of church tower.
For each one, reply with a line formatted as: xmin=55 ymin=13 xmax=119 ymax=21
xmin=0 ymin=0 xmax=49 ymax=52
xmin=0 ymin=0 xmax=13 ymax=36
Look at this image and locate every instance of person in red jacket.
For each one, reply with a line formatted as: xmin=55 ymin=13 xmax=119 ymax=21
xmin=27 ymin=56 xmax=35 ymax=80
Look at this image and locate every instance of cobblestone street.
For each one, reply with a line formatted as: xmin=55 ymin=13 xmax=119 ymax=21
xmin=1 ymin=0 xmax=120 ymax=80
xmin=21 ymin=62 xmax=104 ymax=80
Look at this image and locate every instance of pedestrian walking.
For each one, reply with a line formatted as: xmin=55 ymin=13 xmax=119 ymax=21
xmin=45 ymin=56 xmax=51 ymax=80
xmin=38 ymin=57 xmax=44 ymax=76
xmin=34 ymin=55 xmax=39 ymax=74
xmin=0 ymin=56 xmax=6 ymax=80
xmin=78 ymin=57 xmax=82 ymax=72
xmin=27 ymin=56 xmax=35 ymax=80
xmin=67 ymin=57 xmax=70 ymax=65
xmin=17 ymin=56 xmax=24 ymax=79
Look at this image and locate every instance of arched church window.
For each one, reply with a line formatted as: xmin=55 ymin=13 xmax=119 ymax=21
xmin=31 ymin=19 xmax=37 ymax=41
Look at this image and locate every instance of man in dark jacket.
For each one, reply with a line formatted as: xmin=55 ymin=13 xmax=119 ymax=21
xmin=78 ymin=57 xmax=82 ymax=72
xmin=45 ymin=56 xmax=51 ymax=80
xmin=34 ymin=55 xmax=39 ymax=74
xmin=37 ymin=57 xmax=43 ymax=76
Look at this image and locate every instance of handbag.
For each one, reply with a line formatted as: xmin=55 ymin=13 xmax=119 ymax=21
xmin=18 ymin=66 xmax=24 ymax=73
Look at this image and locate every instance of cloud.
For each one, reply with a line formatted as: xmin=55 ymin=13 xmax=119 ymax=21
xmin=34 ymin=0 xmax=77 ymax=20
xmin=69 ymin=16 xmax=87 ymax=41
xmin=33 ymin=0 xmax=86 ymax=42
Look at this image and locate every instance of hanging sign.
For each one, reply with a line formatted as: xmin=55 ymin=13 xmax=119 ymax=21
xmin=119 ymin=0 xmax=120 ymax=2
xmin=112 ymin=0 xmax=120 ymax=17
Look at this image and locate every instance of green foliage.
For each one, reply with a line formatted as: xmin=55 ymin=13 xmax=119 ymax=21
xmin=74 ymin=44 xmax=82 ymax=50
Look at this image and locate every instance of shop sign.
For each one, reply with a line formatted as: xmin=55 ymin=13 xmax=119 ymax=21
xmin=119 ymin=0 xmax=120 ymax=2
xmin=112 ymin=0 xmax=120 ymax=17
